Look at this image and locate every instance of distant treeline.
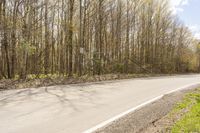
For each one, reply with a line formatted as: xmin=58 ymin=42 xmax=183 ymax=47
xmin=0 ymin=0 xmax=200 ymax=79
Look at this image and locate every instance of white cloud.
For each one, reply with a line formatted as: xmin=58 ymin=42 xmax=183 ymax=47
xmin=189 ymin=25 xmax=199 ymax=32
xmin=194 ymin=33 xmax=200 ymax=39
xmin=170 ymin=0 xmax=189 ymax=7
xmin=170 ymin=0 xmax=200 ymax=39
xmin=170 ymin=0 xmax=189 ymax=14
xmin=182 ymin=0 xmax=189 ymax=5
xmin=188 ymin=25 xmax=200 ymax=39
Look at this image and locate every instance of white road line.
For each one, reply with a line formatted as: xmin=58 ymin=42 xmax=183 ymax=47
xmin=83 ymin=82 xmax=200 ymax=133
xmin=165 ymin=83 xmax=200 ymax=95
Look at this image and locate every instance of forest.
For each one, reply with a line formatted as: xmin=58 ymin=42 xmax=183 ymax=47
xmin=0 ymin=0 xmax=200 ymax=80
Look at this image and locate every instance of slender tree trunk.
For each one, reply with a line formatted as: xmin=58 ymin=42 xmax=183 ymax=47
xmin=78 ymin=0 xmax=83 ymax=76
xmin=44 ymin=1 xmax=50 ymax=75
xmin=2 ymin=0 xmax=11 ymax=79
xmin=68 ymin=0 xmax=75 ymax=77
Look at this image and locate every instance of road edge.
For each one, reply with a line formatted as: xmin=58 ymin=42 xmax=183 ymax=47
xmin=83 ymin=82 xmax=200 ymax=133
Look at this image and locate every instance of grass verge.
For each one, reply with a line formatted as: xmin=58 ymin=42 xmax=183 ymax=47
xmin=171 ymin=89 xmax=200 ymax=133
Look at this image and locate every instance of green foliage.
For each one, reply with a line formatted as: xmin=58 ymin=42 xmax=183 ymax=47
xmin=113 ymin=63 xmax=124 ymax=73
xmin=197 ymin=43 xmax=200 ymax=52
xmin=27 ymin=74 xmax=61 ymax=80
xmin=18 ymin=41 xmax=36 ymax=55
xmin=171 ymin=90 xmax=200 ymax=133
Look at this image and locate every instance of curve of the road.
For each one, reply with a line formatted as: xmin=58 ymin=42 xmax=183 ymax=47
xmin=0 ymin=74 xmax=200 ymax=133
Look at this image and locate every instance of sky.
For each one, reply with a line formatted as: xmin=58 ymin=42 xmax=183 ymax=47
xmin=170 ymin=0 xmax=200 ymax=39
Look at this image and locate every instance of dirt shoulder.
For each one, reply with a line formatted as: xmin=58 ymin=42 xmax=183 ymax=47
xmin=96 ymin=88 xmax=199 ymax=133
xmin=1 ymin=73 xmax=198 ymax=91
xmin=0 ymin=73 xmax=179 ymax=91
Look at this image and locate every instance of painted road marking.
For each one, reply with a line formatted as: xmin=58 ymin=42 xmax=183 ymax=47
xmin=83 ymin=82 xmax=200 ymax=133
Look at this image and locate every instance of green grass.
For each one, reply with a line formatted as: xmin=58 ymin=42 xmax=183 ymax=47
xmin=171 ymin=89 xmax=200 ymax=133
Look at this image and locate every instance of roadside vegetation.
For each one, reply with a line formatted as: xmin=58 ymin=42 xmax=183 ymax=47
xmin=170 ymin=89 xmax=200 ymax=132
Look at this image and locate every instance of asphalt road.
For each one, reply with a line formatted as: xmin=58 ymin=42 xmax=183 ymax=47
xmin=0 ymin=75 xmax=200 ymax=133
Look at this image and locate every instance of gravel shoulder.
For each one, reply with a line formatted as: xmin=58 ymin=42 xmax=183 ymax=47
xmin=96 ymin=88 xmax=197 ymax=133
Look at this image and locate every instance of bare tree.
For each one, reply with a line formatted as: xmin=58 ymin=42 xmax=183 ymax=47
xmin=0 ymin=0 xmax=199 ymax=79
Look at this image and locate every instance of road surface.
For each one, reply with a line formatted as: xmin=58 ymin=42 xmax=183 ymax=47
xmin=0 ymin=75 xmax=200 ymax=133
